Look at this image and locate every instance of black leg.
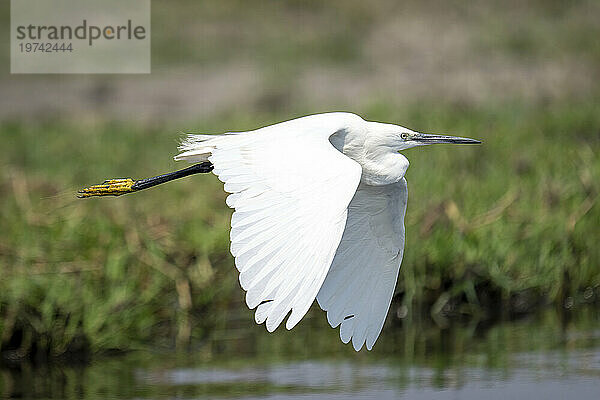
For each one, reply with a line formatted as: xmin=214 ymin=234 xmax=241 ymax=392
xmin=78 ymin=162 xmax=214 ymax=198
xmin=132 ymin=162 xmax=213 ymax=190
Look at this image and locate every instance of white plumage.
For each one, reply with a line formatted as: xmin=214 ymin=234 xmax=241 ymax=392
xmin=317 ymin=180 xmax=407 ymax=351
xmin=175 ymin=112 xmax=479 ymax=351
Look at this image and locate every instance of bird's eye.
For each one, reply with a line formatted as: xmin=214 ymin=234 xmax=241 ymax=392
xmin=400 ymin=133 xmax=409 ymax=140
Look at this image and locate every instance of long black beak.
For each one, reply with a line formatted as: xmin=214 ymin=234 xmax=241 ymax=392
xmin=414 ymin=133 xmax=481 ymax=144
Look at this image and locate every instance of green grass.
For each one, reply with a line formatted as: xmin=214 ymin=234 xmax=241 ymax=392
xmin=1 ymin=100 xmax=599 ymax=359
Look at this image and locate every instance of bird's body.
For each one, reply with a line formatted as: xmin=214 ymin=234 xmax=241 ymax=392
xmin=171 ymin=112 xmax=480 ymax=350
xmin=176 ymin=113 xmax=410 ymax=186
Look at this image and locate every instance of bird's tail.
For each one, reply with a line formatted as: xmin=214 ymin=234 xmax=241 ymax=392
xmin=174 ymin=134 xmax=224 ymax=162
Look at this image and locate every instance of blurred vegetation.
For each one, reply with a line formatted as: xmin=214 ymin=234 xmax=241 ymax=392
xmin=0 ymin=100 xmax=598 ymax=361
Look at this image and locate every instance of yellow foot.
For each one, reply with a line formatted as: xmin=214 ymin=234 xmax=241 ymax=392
xmin=78 ymin=178 xmax=137 ymax=198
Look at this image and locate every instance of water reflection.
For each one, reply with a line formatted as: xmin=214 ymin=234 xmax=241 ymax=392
xmin=2 ymin=307 xmax=599 ymax=399
xmin=136 ymin=352 xmax=600 ymax=400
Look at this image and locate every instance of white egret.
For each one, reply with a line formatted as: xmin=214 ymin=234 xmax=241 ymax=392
xmin=79 ymin=112 xmax=480 ymax=351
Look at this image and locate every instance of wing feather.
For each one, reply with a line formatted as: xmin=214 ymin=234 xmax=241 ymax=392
xmin=181 ymin=115 xmax=363 ymax=333
xmin=317 ymin=179 xmax=408 ymax=351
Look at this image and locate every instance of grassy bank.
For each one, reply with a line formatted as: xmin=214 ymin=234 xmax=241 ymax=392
xmin=1 ymin=100 xmax=599 ymax=360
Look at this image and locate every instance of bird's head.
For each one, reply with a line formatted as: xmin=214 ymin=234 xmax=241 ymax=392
xmin=365 ymin=122 xmax=481 ymax=153
xmin=394 ymin=127 xmax=481 ymax=151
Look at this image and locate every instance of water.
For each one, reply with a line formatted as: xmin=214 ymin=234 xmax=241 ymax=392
xmin=134 ymin=352 xmax=600 ymax=400
xmin=2 ymin=307 xmax=599 ymax=399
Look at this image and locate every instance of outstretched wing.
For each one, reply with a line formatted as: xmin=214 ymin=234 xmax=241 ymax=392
xmin=317 ymin=178 xmax=408 ymax=351
xmin=188 ymin=116 xmax=363 ymax=332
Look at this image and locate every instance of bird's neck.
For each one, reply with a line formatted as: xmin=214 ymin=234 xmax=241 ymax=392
xmin=360 ymin=152 xmax=409 ymax=186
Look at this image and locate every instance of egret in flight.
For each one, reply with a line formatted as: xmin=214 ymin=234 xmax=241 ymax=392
xmin=79 ymin=112 xmax=480 ymax=351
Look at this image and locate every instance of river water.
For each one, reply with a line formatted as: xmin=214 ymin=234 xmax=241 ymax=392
xmin=2 ymin=307 xmax=599 ymax=399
